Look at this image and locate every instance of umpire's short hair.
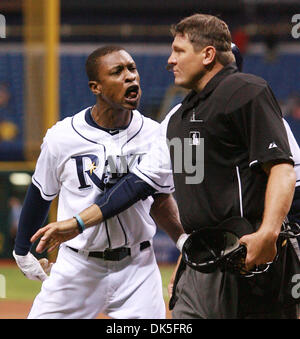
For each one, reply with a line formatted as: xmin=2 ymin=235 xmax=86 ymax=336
xmin=171 ymin=14 xmax=235 ymax=66
xmin=85 ymin=45 xmax=125 ymax=81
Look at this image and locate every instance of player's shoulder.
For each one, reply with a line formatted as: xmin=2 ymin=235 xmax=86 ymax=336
xmin=44 ymin=108 xmax=86 ymax=142
xmin=133 ymin=110 xmax=160 ymax=131
xmin=165 ymin=103 xmax=182 ymax=120
xmin=159 ymin=103 xmax=182 ymax=129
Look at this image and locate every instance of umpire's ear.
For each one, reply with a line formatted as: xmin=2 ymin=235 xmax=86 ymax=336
xmin=88 ymin=81 xmax=102 ymax=95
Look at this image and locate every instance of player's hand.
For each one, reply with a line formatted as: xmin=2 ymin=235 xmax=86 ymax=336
xmin=168 ymin=276 xmax=175 ymax=299
xmin=13 ymin=251 xmax=52 ymax=281
xmin=239 ymin=228 xmax=278 ymax=271
xmin=39 ymin=258 xmax=54 ymax=275
xmin=30 ymin=218 xmax=80 ymax=254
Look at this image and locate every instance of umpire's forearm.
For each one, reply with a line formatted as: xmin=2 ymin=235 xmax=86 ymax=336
xmin=150 ymin=193 xmax=184 ymax=243
xmin=260 ymin=163 xmax=296 ymax=236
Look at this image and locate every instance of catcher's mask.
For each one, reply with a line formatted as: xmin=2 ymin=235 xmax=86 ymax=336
xmin=182 ymin=216 xmax=300 ymax=278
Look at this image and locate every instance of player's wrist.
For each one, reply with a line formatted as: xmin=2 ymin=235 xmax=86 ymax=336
xmin=13 ymin=245 xmax=30 ymax=256
xmin=73 ymin=214 xmax=86 ymax=233
xmin=176 ymin=233 xmax=189 ymax=252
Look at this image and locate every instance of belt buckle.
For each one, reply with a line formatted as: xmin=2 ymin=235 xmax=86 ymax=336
xmin=103 ymin=247 xmax=130 ymax=261
xmin=103 ymin=248 xmax=116 ymax=261
xmin=78 ymin=248 xmax=89 ymax=259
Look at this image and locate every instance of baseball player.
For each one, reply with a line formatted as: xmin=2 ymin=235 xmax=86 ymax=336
xmin=13 ymin=45 xmax=184 ymax=319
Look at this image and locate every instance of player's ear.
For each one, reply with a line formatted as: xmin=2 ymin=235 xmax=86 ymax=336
xmin=88 ymin=81 xmax=102 ymax=95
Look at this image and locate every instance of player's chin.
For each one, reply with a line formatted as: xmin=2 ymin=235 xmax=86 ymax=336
xmin=124 ymin=97 xmax=140 ymax=110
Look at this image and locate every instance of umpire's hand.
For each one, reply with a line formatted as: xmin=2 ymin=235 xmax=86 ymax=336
xmin=239 ymin=228 xmax=278 ymax=271
xmin=13 ymin=251 xmax=53 ymax=281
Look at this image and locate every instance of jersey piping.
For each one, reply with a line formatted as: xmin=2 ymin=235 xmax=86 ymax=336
xmin=32 ymin=177 xmax=58 ymax=198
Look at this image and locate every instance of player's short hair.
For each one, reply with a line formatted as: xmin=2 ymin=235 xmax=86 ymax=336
xmin=85 ymin=45 xmax=125 ymax=81
xmin=171 ymin=14 xmax=235 ymax=66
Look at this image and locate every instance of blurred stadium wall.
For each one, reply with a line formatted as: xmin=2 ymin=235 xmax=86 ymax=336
xmin=0 ymin=0 xmax=300 ymax=261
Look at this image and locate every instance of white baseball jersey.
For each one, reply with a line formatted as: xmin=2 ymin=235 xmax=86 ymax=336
xmin=133 ymin=105 xmax=300 ymax=190
xmin=131 ymin=104 xmax=180 ymax=191
xmin=32 ymin=107 xmax=173 ymax=251
xmin=283 ymin=118 xmax=300 ymax=187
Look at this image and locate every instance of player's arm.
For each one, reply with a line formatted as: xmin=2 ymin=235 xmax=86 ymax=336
xmin=32 ymin=172 xmax=187 ymax=253
xmin=168 ymin=253 xmax=182 ymax=299
xmin=13 ymin=132 xmax=60 ymax=279
xmin=12 ymin=183 xmax=54 ymax=281
xmin=150 ymin=193 xmax=184 ymax=243
xmin=31 ymin=172 xmax=156 ymax=253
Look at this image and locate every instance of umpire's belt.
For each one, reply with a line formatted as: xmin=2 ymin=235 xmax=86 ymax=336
xmin=67 ymin=241 xmax=150 ymax=261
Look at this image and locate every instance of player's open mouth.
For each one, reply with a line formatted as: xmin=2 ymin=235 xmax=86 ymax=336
xmin=124 ymin=85 xmax=139 ymax=103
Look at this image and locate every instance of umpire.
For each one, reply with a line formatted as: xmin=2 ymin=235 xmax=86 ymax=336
xmin=165 ymin=14 xmax=298 ymax=319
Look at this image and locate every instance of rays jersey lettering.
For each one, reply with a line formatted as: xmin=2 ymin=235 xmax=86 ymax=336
xmin=72 ymin=153 xmax=145 ymax=191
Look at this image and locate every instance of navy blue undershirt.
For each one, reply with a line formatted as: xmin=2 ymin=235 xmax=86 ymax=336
xmin=95 ymin=173 xmax=156 ymax=220
xmin=14 ymin=184 xmax=51 ymax=255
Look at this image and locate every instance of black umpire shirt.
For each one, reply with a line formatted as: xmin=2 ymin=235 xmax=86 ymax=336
xmin=167 ymin=63 xmax=294 ymax=234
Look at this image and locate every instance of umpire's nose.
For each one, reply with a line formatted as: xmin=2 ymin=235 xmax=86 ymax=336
xmin=167 ymin=52 xmax=176 ymax=70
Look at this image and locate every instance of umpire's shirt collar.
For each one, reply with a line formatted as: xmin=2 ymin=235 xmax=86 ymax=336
xmin=180 ymin=63 xmax=238 ymax=117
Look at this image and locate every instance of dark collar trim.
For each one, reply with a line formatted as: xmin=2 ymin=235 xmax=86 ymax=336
xmin=85 ymin=107 xmax=133 ymax=135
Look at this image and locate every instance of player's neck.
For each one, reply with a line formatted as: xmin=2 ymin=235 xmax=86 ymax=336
xmin=91 ymin=104 xmax=132 ymax=129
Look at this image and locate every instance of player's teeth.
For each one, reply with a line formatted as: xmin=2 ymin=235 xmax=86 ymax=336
xmin=128 ymin=92 xmax=137 ymax=98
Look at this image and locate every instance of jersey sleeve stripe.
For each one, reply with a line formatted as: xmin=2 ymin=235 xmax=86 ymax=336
xmin=135 ymin=167 xmax=172 ymax=189
xmin=32 ymin=177 xmax=58 ymax=198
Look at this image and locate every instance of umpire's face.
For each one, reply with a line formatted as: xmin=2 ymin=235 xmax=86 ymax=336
xmin=168 ymin=33 xmax=214 ymax=91
xmin=92 ymin=50 xmax=141 ymax=111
